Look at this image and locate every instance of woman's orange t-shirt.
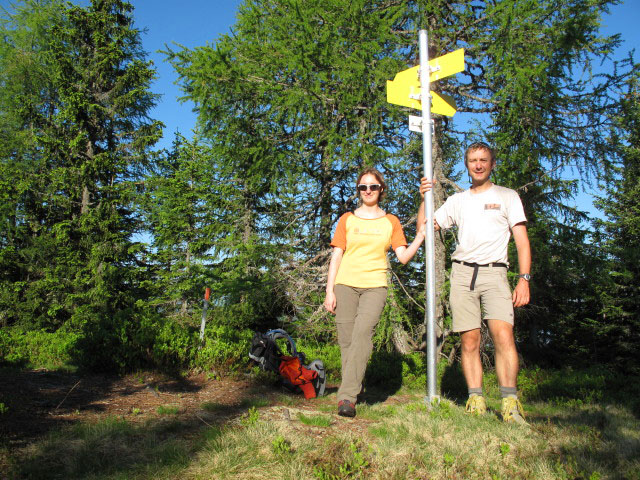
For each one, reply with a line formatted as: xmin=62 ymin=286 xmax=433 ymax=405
xmin=330 ymin=212 xmax=407 ymax=288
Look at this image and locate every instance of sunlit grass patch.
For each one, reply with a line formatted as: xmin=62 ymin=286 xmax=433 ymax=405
xmin=309 ymin=438 xmax=372 ymax=479
xmin=13 ymin=397 xmax=640 ymax=480
xmin=296 ymin=412 xmax=331 ymax=427
xmin=314 ymin=400 xmax=337 ymax=415
xmin=183 ymin=418 xmax=316 ymax=479
xmin=200 ymin=401 xmax=229 ymax=413
xmin=10 ymin=367 xmax=640 ymax=480
xmin=274 ymin=393 xmax=300 ymax=406
xmin=156 ymin=404 xmax=180 ymax=415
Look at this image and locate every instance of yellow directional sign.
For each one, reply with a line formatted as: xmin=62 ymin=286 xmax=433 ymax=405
xmin=429 ymin=48 xmax=465 ymax=82
xmin=386 ymin=48 xmax=464 ymax=115
xmin=432 ymin=91 xmax=457 ymax=117
xmin=386 ymin=83 xmax=457 ymax=116
xmin=386 ymin=69 xmax=422 ymax=110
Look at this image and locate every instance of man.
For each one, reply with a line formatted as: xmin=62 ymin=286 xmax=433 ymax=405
xmin=418 ymin=142 xmax=531 ymax=424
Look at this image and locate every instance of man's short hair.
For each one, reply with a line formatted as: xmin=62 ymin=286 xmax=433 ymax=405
xmin=465 ymin=142 xmax=495 ymax=165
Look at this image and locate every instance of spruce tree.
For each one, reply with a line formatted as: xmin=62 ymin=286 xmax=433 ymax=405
xmin=141 ymin=132 xmax=220 ymax=317
xmin=0 ymin=0 xmax=161 ymax=343
xmin=593 ymin=72 xmax=640 ymax=371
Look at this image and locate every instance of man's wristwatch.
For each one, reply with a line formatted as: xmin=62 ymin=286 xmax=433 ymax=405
xmin=518 ymin=273 xmax=531 ymax=281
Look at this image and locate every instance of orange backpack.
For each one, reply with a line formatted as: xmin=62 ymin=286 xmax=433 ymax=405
xmin=279 ymin=355 xmax=319 ymax=399
xmin=249 ymin=329 xmax=326 ymax=399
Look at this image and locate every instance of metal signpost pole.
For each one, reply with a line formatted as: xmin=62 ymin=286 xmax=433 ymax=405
xmin=419 ymin=30 xmax=438 ymax=404
xmin=199 ymin=287 xmax=211 ymax=345
xmin=386 ymin=33 xmax=463 ymax=405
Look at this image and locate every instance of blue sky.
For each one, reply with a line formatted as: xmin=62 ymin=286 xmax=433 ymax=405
xmin=131 ymin=0 xmax=243 ymax=149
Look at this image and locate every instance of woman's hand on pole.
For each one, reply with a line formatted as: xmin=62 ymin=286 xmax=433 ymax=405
xmin=418 ymin=177 xmax=441 ymax=232
xmin=419 ymin=177 xmax=436 ymax=196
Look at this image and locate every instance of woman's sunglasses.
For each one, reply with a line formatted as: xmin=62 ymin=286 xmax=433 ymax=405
xmin=357 ymin=184 xmax=381 ymax=192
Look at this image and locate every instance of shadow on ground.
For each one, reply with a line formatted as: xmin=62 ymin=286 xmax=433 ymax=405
xmin=358 ymin=350 xmax=404 ymax=405
xmin=440 ymin=362 xmax=467 ymax=405
xmin=0 ymin=367 xmax=296 ymax=478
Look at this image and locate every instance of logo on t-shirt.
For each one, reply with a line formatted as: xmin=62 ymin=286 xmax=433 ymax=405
xmin=484 ymin=203 xmax=501 ymax=210
xmin=353 ymin=226 xmax=383 ymax=236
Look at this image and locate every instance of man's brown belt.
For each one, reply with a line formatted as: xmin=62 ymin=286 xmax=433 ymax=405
xmin=453 ymin=260 xmax=508 ymax=291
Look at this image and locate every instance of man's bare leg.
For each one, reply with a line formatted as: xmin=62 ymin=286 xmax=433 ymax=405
xmin=487 ymin=319 xmax=518 ymax=388
xmin=460 ymin=328 xmax=483 ymax=389
xmin=488 ymin=319 xmax=526 ymax=423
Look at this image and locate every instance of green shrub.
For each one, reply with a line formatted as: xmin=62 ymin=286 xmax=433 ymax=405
xmin=0 ymin=326 xmax=80 ymax=370
xmin=271 ymin=434 xmax=293 ymax=455
xmin=195 ymin=324 xmax=253 ymax=371
xmin=71 ymin=307 xmax=159 ymax=372
xmin=516 ymin=366 xmax=607 ymax=403
xmin=151 ymin=317 xmax=197 ymax=368
xmin=294 ymin=341 xmax=428 ymax=390
xmin=1 ymin=311 xmax=255 ymax=373
xmin=366 ymin=351 xmax=424 ymax=390
xmin=156 ymin=405 xmax=180 ymax=415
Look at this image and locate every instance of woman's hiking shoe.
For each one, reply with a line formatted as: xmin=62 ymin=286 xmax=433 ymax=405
xmin=465 ymin=395 xmax=487 ymax=415
xmin=501 ymin=397 xmax=527 ymax=424
xmin=338 ymin=400 xmax=356 ymax=417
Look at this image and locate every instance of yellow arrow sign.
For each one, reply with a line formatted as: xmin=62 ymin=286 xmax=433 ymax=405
xmin=386 ymin=71 xmax=422 ymax=110
xmin=431 ymin=91 xmax=457 ymax=117
xmin=429 ymin=48 xmax=465 ymax=82
xmin=386 ymin=83 xmax=457 ymax=116
xmin=386 ymin=48 xmax=464 ymax=114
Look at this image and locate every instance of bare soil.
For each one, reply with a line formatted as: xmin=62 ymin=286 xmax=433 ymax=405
xmin=0 ymin=367 xmax=415 ymax=480
xmin=0 ymin=369 xmax=283 ymax=449
xmin=0 ymin=368 xmax=408 ymax=447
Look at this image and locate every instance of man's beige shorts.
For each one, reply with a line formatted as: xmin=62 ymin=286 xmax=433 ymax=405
xmin=449 ymin=262 xmax=514 ymax=332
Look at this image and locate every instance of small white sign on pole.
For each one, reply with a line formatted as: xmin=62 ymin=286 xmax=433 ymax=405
xmin=409 ymin=115 xmax=423 ymax=133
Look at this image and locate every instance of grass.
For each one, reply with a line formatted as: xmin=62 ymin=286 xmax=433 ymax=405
xmin=296 ymin=412 xmax=332 ymax=427
xmin=6 ymin=366 xmax=640 ymax=479
xmin=156 ymin=405 xmax=180 ymax=415
xmin=13 ymin=416 xmax=194 ymax=479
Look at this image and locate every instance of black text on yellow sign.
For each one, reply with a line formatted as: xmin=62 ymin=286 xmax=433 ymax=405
xmin=386 ymin=48 xmax=464 ymax=116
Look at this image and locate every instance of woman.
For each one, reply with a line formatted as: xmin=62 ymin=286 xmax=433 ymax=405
xmin=324 ymin=167 xmax=425 ymax=417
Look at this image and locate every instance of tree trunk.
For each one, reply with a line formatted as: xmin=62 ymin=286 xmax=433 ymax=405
xmin=318 ymin=151 xmax=334 ymax=249
xmin=392 ymin=323 xmax=413 ymax=355
xmin=242 ymin=184 xmax=253 ymax=244
xmin=432 ymin=119 xmax=449 ymax=360
xmin=181 ymin=244 xmax=192 ymax=316
xmin=82 ymin=139 xmax=94 ymax=215
xmin=81 ymin=185 xmax=90 ymax=215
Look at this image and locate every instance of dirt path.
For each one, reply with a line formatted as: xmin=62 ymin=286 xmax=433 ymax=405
xmin=0 ymin=369 xmax=304 ymax=450
xmin=0 ymin=367 xmax=416 ymax=480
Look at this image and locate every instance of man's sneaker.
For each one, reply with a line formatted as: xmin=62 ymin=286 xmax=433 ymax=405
xmin=465 ymin=395 xmax=487 ymax=415
xmin=501 ymin=397 xmax=527 ymax=424
xmin=338 ymin=400 xmax=356 ymax=418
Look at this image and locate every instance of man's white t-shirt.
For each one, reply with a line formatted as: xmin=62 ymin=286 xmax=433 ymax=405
xmin=434 ymin=185 xmax=526 ymax=265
